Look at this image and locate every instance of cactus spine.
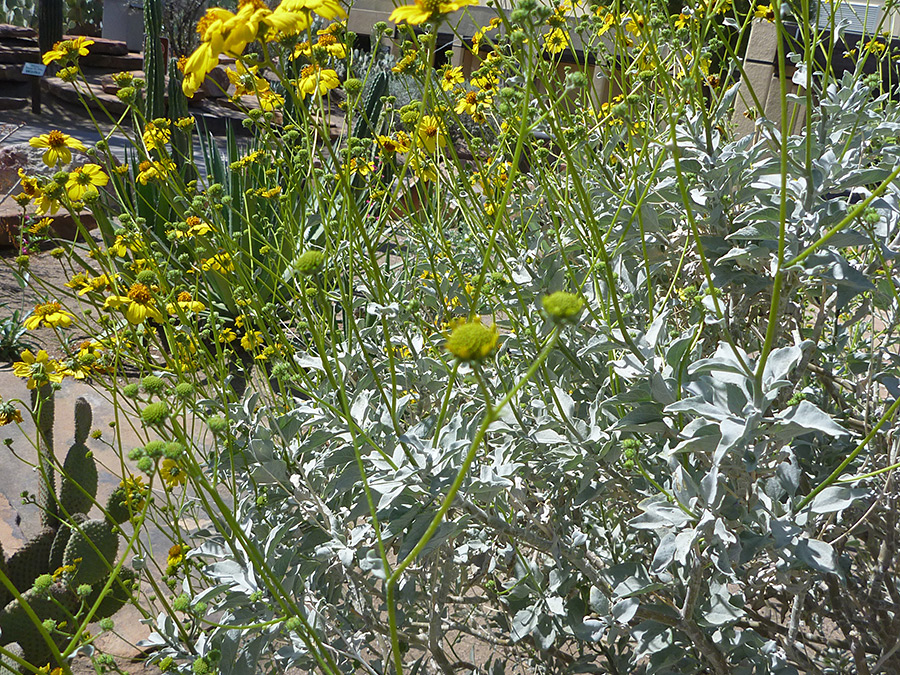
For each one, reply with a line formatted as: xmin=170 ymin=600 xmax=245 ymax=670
xmin=144 ymin=0 xmax=166 ymax=120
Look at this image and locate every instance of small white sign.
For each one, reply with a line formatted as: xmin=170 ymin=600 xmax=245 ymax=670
xmin=21 ymin=62 xmax=46 ymax=77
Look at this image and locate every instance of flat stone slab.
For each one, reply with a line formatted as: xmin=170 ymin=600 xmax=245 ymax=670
xmin=42 ymin=76 xmax=129 ymax=116
xmin=0 ymin=96 xmax=27 ymax=110
xmin=0 ymin=24 xmax=36 ymax=40
xmin=81 ymin=52 xmax=143 ymax=71
xmin=0 ymin=63 xmax=29 ymax=81
xmin=0 ymin=43 xmax=40 ymax=64
xmin=0 ymin=199 xmax=97 ymax=246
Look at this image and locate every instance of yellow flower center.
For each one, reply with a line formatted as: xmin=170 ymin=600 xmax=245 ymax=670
xmin=34 ymin=301 xmax=61 ymax=317
xmin=196 ymin=11 xmax=218 ymax=37
xmin=186 ymin=216 xmax=201 ymax=227
xmin=422 ymin=0 xmax=443 ymax=14
xmin=318 ymin=34 xmax=337 ymax=46
xmin=422 ymin=124 xmax=438 ymax=138
xmin=72 ymin=168 xmax=92 ymax=186
xmin=465 ymin=91 xmax=478 ymax=104
xmin=301 ymin=65 xmax=317 ymax=78
xmin=128 ymin=283 xmax=152 ymax=304
xmin=177 ymin=291 xmax=193 ymax=303
xmin=46 ymin=130 xmax=68 ymax=149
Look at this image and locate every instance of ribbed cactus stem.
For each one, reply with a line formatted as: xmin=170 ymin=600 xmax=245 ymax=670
xmin=353 ymin=70 xmax=390 ymax=141
xmin=30 ymin=386 xmax=57 ymax=529
xmin=144 ymin=0 xmax=166 ymax=120
xmin=37 ymin=0 xmax=64 ymax=53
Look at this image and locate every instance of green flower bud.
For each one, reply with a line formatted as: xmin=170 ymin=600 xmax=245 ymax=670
xmin=445 ymin=320 xmax=499 ymax=362
xmin=141 ymin=401 xmax=169 ymax=426
xmin=175 ymin=382 xmax=196 ymax=400
xmin=141 ymin=375 xmax=167 ymax=395
xmin=294 ymin=250 xmax=326 ymax=276
xmin=32 ymin=574 xmax=54 ymax=593
xmin=542 ymin=291 xmax=584 ymax=323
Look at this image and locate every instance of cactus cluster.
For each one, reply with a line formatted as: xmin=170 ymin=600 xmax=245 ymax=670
xmin=0 ymin=395 xmax=137 ymax=671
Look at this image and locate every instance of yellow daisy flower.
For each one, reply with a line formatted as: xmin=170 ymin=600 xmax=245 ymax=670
xmin=103 ymin=283 xmax=165 ymax=325
xmin=297 ymin=64 xmax=340 ymax=99
xmin=417 ymin=115 xmax=445 ymax=154
xmin=160 ymin=459 xmax=187 ymax=489
xmin=389 ymin=0 xmax=478 ymax=25
xmin=65 ymin=164 xmax=109 ymax=201
xmin=42 ymin=36 xmax=93 ymax=65
xmin=440 ymin=65 xmax=464 ymax=91
xmin=0 ymin=401 xmax=23 ymax=427
xmin=13 ymin=350 xmax=66 ymax=389
xmin=24 ymin=301 xmax=75 ymax=330
xmin=28 ymin=130 xmax=86 ymax=167
xmin=166 ymin=291 xmax=206 ymax=315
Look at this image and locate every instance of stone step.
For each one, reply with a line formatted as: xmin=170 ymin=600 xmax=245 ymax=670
xmin=0 ymin=198 xmax=97 ymax=247
xmin=0 ymin=43 xmax=40 ymax=64
xmin=0 ymin=36 xmax=38 ymax=49
xmin=81 ymin=52 xmax=143 ymax=70
xmin=0 ymin=80 xmax=28 ymax=96
xmin=0 ymin=96 xmax=27 ymax=110
xmin=42 ymin=76 xmax=129 ymax=115
xmin=63 ymin=34 xmax=128 ymax=56
xmin=0 ymin=63 xmax=29 ymax=82
xmin=0 ymin=24 xmax=36 ymax=40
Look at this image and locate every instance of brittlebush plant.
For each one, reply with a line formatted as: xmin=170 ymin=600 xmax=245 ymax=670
xmin=10 ymin=0 xmax=900 ymax=672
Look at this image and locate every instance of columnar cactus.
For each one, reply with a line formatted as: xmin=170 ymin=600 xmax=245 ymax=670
xmin=37 ymin=0 xmax=64 ymax=54
xmin=144 ymin=0 xmax=166 ymax=119
xmin=0 ymin=397 xmax=136 ymax=670
xmin=353 ymin=69 xmax=390 ymax=141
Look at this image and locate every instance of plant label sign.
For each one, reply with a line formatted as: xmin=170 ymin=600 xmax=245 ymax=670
xmin=22 ymin=63 xmax=46 ymax=77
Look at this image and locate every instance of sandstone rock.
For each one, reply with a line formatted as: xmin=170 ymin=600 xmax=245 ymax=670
xmin=0 ymin=24 xmax=37 ymax=40
xmin=0 ymin=199 xmax=97 ymax=246
xmin=0 ymin=63 xmax=29 ymax=82
xmin=0 ymin=97 xmax=27 ymax=110
xmin=0 ymin=43 xmax=40 ymax=64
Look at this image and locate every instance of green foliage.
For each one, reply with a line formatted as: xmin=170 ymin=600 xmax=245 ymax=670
xmin=0 ymin=0 xmax=34 ymax=26
xmin=0 ymin=310 xmax=35 ymax=364
xmin=14 ymin=0 xmax=900 ymax=672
